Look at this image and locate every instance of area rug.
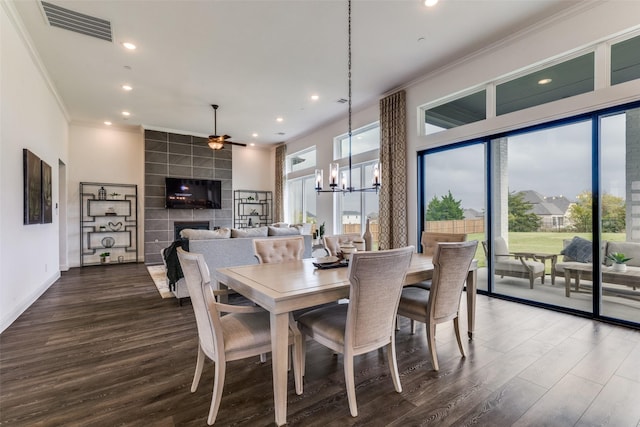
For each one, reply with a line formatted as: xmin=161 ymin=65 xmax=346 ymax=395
xmin=146 ymin=265 xmax=174 ymax=299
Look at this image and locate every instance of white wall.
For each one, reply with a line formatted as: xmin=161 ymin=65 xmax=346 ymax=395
xmin=1 ymin=2 xmax=69 ymax=331
xmin=67 ymin=123 xmax=144 ymax=268
xmin=232 ymin=144 xmax=275 ymax=194
xmin=285 ymin=1 xmax=640 ymax=247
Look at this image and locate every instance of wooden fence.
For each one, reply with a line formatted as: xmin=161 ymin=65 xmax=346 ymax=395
xmin=344 ymin=222 xmax=380 ymax=242
xmin=424 ymin=219 xmax=484 ymax=234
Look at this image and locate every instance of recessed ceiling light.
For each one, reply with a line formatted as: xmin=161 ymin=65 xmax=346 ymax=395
xmin=538 ymin=78 xmax=553 ymax=85
xmin=122 ymin=111 xmax=130 ymax=116
xmin=104 ymin=121 xmax=112 ymax=126
xmin=252 ymin=133 xmax=258 ymax=138
xmin=276 ymin=117 xmax=284 ymax=122
xmin=250 ymin=143 xmax=256 ymax=147
xmin=310 ymin=95 xmax=319 ymax=101
xmin=424 ymin=0 xmax=438 ymax=7
xmin=122 ymin=42 xmax=136 ymax=50
xmin=122 ymin=84 xmax=133 ymax=91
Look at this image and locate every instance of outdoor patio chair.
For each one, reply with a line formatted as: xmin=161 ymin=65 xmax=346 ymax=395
xmin=482 ymin=237 xmax=545 ymax=289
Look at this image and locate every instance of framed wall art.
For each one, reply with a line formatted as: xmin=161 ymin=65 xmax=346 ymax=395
xmin=41 ymin=160 xmax=52 ymax=224
xmin=23 ymin=149 xmax=42 ymax=225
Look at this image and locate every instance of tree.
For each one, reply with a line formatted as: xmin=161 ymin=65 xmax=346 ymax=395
xmin=508 ymin=191 xmax=541 ymax=232
xmin=425 ymin=190 xmax=464 ymax=221
xmin=568 ymin=191 xmax=626 ymax=232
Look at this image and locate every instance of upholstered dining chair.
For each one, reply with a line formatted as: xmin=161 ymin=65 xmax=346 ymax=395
xmin=403 ymin=232 xmax=468 ymax=332
xmin=176 ymin=247 xmax=302 ymax=425
xmin=323 ymin=233 xmax=361 ymax=257
xmin=253 ymin=235 xmax=305 ymax=264
xmin=253 ymin=235 xmax=307 ymax=367
xmin=396 ymin=241 xmax=477 ymax=371
xmin=410 ymin=231 xmax=468 ymax=292
xmin=296 ymin=246 xmax=414 ymax=417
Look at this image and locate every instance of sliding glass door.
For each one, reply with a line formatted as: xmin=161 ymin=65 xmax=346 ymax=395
xmin=420 ymin=142 xmax=487 ymax=291
xmin=599 ymin=107 xmax=640 ymax=324
xmin=419 ymin=102 xmax=639 ymax=327
xmin=488 ymin=120 xmax=593 ymax=311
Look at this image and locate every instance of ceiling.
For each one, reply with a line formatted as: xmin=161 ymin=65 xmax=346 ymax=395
xmin=12 ymin=0 xmax=585 ymax=147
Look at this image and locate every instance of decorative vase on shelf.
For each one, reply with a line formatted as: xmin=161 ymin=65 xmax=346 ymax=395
xmin=363 ymin=217 xmax=372 ymax=251
xmin=98 ymin=186 xmax=107 ymax=200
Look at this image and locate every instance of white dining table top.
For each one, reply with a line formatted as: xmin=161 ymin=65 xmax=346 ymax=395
xmin=216 ymin=254 xmax=475 ymax=314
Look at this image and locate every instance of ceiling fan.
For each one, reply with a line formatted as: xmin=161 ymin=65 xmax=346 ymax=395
xmin=208 ymin=104 xmax=247 ymax=150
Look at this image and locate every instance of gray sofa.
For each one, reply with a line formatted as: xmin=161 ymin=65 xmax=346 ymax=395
xmin=168 ymin=226 xmax=312 ymax=301
xmin=554 ymin=238 xmax=640 ymax=288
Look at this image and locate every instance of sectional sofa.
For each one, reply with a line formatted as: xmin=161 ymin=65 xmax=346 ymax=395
xmin=164 ymin=226 xmax=313 ymax=302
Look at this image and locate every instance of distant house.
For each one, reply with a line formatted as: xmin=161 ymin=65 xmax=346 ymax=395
xmin=519 ymin=190 xmax=572 ymax=230
xmin=463 ymin=208 xmax=484 ymax=219
xmin=342 ymin=210 xmax=361 ymax=224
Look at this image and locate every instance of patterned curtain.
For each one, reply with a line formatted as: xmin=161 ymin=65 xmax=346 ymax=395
xmin=378 ymin=90 xmax=408 ymax=249
xmin=274 ymin=144 xmax=286 ymax=222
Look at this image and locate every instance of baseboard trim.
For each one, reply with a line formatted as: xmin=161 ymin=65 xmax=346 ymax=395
xmin=0 ymin=272 xmax=61 ymax=333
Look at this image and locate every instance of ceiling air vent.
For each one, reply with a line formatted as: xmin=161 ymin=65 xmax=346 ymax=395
xmin=337 ymin=98 xmax=348 ymax=104
xmin=41 ymin=1 xmax=112 ymax=42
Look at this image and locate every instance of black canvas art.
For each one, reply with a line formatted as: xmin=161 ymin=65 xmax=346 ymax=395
xmin=23 ymin=149 xmax=42 ymax=225
xmin=41 ymin=160 xmax=52 ymax=224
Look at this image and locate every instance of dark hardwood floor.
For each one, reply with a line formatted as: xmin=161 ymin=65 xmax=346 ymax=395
xmin=2 ymin=263 xmax=640 ymax=426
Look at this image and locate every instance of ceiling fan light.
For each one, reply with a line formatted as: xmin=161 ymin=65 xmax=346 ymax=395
xmin=208 ymin=139 xmax=224 ymax=150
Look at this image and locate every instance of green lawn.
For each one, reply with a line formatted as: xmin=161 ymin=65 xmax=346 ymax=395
xmin=467 ymin=232 xmax=626 ymax=270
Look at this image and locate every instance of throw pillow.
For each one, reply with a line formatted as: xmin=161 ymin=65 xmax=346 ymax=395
xmin=268 ymin=225 xmax=301 ymax=236
xmin=180 ymin=228 xmax=230 ymax=240
xmin=231 ymin=226 xmax=269 ymax=238
xmin=561 ymin=236 xmax=592 ymax=263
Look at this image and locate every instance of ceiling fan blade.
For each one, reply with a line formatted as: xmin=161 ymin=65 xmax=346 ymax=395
xmin=225 ymin=141 xmax=247 ymax=147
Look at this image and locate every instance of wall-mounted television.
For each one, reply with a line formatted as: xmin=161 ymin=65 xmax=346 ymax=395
xmin=165 ymin=177 xmax=222 ymax=209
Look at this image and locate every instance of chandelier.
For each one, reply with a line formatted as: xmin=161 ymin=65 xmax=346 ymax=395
xmin=315 ymin=0 xmax=381 ymax=194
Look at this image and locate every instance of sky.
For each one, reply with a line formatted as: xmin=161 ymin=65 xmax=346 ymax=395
xmin=424 ymin=113 xmax=629 ymax=212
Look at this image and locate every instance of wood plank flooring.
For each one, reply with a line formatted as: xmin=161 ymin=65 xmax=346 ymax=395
xmin=1 ymin=263 xmax=640 ymax=426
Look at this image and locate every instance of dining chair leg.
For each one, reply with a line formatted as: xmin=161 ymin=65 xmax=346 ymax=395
xmin=207 ymin=360 xmax=226 ymax=425
xmin=344 ymin=353 xmax=358 ymax=417
xmin=386 ymin=339 xmax=402 ymax=393
xmin=453 ymin=317 xmax=466 ymax=358
xmin=191 ymin=345 xmax=205 ymax=392
xmin=426 ymin=323 xmax=439 ymax=371
xmin=260 ymin=353 xmax=267 ymax=363
xmin=300 ymin=332 xmax=307 ymax=377
xmin=410 ymin=319 xmax=417 ymax=334
xmin=289 ymin=313 xmax=304 ymax=395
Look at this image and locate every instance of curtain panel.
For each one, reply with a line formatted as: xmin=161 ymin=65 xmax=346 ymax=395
xmin=379 ymin=90 xmax=408 ymax=249
xmin=274 ymin=144 xmax=286 ymax=222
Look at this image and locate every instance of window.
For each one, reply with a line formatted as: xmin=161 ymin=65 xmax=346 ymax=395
xmin=336 ymin=123 xmax=379 ymax=159
xmin=286 ymin=175 xmax=317 ymax=225
xmin=337 ymin=161 xmax=380 ymax=247
xmin=611 ymin=34 xmax=640 ymax=85
xmin=496 ymin=53 xmax=594 ymax=116
xmin=423 ymin=90 xmax=486 ymax=135
xmin=286 ymin=147 xmax=316 ymax=174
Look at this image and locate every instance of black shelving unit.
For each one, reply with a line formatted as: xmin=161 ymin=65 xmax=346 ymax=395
xmin=80 ymin=182 xmax=138 ymax=266
xmin=234 ymin=190 xmax=272 ymax=229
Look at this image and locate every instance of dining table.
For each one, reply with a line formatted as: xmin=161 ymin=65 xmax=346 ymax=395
xmin=216 ymin=253 xmax=478 ymax=426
